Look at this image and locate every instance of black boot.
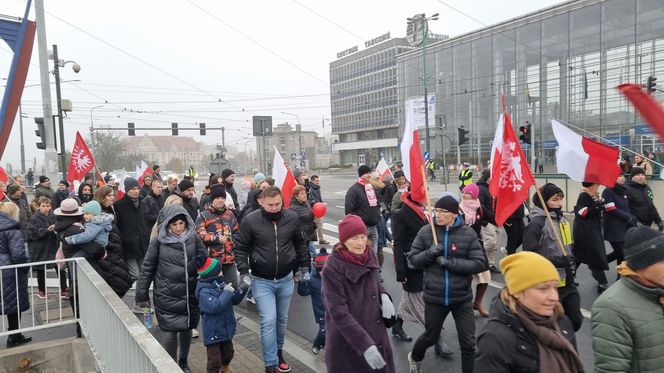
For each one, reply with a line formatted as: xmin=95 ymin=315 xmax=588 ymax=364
xmin=178 ymin=359 xmax=191 ymax=373
xmin=597 ymin=283 xmax=609 ymax=294
xmin=434 ymin=336 xmax=453 ymax=358
xmin=391 ymin=317 xmax=412 ymax=341
xmin=6 ymin=333 xmax=32 ymax=348
xmin=265 ymin=367 xmax=278 ymax=373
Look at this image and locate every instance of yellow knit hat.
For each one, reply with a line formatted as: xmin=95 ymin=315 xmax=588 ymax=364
xmin=500 ymin=251 xmax=560 ymax=295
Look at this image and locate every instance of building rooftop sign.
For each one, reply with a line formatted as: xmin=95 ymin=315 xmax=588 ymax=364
xmin=337 ymin=45 xmax=358 ymax=59
xmin=364 ymin=32 xmax=391 ymax=48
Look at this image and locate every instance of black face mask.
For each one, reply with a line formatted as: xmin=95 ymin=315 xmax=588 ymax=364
xmin=261 ymin=207 xmax=282 ymax=221
xmin=549 ymin=207 xmax=562 ymax=219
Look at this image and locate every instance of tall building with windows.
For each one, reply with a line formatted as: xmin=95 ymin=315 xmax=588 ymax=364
xmin=330 ymin=36 xmax=417 ymax=166
xmin=397 ymin=0 xmax=664 ymax=169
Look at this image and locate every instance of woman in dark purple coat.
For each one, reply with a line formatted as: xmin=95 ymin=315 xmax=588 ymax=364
xmin=322 ymin=214 xmax=395 ymax=373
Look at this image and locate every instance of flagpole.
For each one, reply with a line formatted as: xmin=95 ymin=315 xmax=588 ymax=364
xmin=533 ymin=184 xmax=568 ymax=256
xmin=421 ymin=165 xmax=438 ymax=246
xmin=554 ymin=118 xmax=664 ymax=168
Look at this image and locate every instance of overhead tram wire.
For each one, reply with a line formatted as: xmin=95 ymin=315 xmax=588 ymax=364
xmin=184 ymin=0 xmax=328 ymax=86
xmin=290 ymin=0 xmax=366 ymax=42
xmin=30 ymin=0 xmax=245 ymax=111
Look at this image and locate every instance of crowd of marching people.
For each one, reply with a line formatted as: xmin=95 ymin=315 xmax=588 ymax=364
xmin=2 ymin=158 xmax=664 ymax=372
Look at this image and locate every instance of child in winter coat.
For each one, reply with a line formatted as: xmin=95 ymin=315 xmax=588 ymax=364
xmin=64 ymin=201 xmax=112 ymax=259
xmin=26 ymin=197 xmax=69 ymax=299
xmin=195 ymin=258 xmax=247 ymax=373
xmin=297 ymin=247 xmax=329 ymax=354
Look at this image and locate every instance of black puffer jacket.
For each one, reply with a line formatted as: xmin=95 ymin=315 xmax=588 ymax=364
xmin=135 ymin=205 xmax=207 ymax=332
xmin=408 ymin=216 xmax=485 ymax=306
xmin=0 ymin=212 xmax=30 ymax=315
xmin=345 ymin=182 xmax=380 ymax=227
xmin=475 ymin=296 xmax=579 ymax=372
xmin=625 ymin=180 xmax=662 ymax=227
xmin=391 ymin=196 xmax=426 ymax=292
xmin=27 ymin=211 xmax=58 ymax=263
xmin=142 ymin=191 xmax=165 ymax=229
xmin=239 ymin=189 xmax=261 ymax=220
xmin=476 ymin=178 xmax=494 ymax=213
xmin=235 ymin=208 xmax=309 ymax=280
xmin=114 ymin=195 xmax=150 ymax=260
xmin=289 ymin=197 xmax=316 ymax=241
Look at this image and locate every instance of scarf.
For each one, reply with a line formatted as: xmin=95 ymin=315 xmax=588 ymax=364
xmin=514 ymin=304 xmax=584 ymax=373
xmin=357 ymin=178 xmax=378 ymax=207
xmin=401 ymin=191 xmax=426 ymax=221
xmin=336 ymin=245 xmax=369 ymax=266
xmin=460 ymin=198 xmax=481 ymax=225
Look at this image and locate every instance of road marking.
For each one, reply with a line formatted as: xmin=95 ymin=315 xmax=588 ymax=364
xmin=335 ymin=205 xmax=345 ymax=209
xmin=237 ymin=311 xmax=326 ymax=371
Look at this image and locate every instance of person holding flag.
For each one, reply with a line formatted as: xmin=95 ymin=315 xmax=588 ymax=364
xmin=344 ymin=165 xmax=380 ymax=253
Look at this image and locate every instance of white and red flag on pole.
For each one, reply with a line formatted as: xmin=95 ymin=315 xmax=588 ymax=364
xmin=67 ymin=131 xmax=96 ymax=185
xmin=617 ymin=83 xmax=664 ymax=142
xmin=272 ymin=146 xmax=297 ymax=208
xmin=375 ymin=157 xmax=393 ymax=181
xmin=136 ymin=160 xmax=154 ymax=186
xmin=489 ymin=112 xmax=535 ymax=226
xmin=401 ymin=100 xmax=427 ymax=203
xmin=551 ymin=119 xmax=621 ymax=187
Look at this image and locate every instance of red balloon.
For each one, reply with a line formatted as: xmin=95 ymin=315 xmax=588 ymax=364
xmin=312 ymin=202 xmax=327 ymax=218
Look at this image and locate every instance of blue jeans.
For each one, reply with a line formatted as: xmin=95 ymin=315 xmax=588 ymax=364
xmin=307 ymin=241 xmax=316 ymax=259
xmin=252 ymin=273 xmax=294 ymax=367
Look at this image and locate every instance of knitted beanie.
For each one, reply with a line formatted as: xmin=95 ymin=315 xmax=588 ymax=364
xmin=434 ymin=196 xmax=460 ymax=215
xmin=630 ymin=166 xmax=646 ymax=179
xmin=338 ymin=214 xmax=368 ymax=243
xmin=358 ymin=165 xmax=371 ymax=177
xmin=221 ymin=169 xmax=235 ymax=180
xmin=197 ymin=257 xmax=222 ymax=279
xmin=500 ymin=251 xmax=560 ymax=295
xmin=624 ymin=226 xmax=664 ymax=270
xmin=209 ymin=184 xmax=226 ymax=201
xmin=533 ymin=183 xmax=563 ymax=208
xmin=39 ymin=175 xmax=49 ymax=184
xmin=124 ymin=177 xmax=139 ymax=191
xmin=462 ymin=183 xmax=480 ymax=199
xmin=82 ymin=201 xmax=101 ymax=216
xmin=178 ymin=179 xmax=194 ymax=192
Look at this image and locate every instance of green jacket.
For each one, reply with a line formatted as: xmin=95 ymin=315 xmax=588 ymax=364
xmin=591 ymin=276 xmax=664 ymax=373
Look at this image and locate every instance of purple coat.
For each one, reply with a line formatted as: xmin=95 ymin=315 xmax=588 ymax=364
xmin=322 ymin=244 xmax=395 ymax=373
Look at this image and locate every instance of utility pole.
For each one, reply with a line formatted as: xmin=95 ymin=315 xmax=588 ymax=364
xmin=34 ymin=0 xmax=58 ymax=180
xmin=220 ymin=126 xmax=226 ymax=156
xmin=19 ymin=104 xmax=25 ymax=174
xmin=52 ymin=44 xmax=67 ymax=180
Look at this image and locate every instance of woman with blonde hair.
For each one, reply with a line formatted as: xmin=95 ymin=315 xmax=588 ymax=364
xmin=475 ymin=251 xmax=583 ymax=372
xmin=0 ymin=202 xmax=32 ymax=347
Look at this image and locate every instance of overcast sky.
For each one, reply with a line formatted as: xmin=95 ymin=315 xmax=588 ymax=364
xmin=0 ymin=0 xmax=562 ymax=171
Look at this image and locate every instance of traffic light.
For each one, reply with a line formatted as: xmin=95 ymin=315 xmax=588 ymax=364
xmin=199 ymin=122 xmax=206 ymax=136
xmin=35 ymin=117 xmax=46 ymax=150
xmin=647 ymin=76 xmax=657 ymax=93
xmin=171 ymin=122 xmax=178 ymax=136
xmin=519 ymin=123 xmax=532 ymax=145
xmin=128 ymin=122 xmax=135 ymax=136
xmin=457 ymin=126 xmax=469 ymax=146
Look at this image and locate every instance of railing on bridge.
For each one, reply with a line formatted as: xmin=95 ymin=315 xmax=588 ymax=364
xmin=1 ymin=258 xmax=180 ymax=372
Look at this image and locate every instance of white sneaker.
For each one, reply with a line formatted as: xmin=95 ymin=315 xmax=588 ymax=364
xmin=500 ymin=246 xmax=507 ymax=256
xmin=246 ymin=296 xmax=256 ymax=304
xmin=192 ymin=329 xmax=199 ymax=338
xmin=408 ymin=352 xmax=422 ymax=373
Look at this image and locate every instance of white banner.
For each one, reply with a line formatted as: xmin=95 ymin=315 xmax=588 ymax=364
xmin=405 ymin=95 xmax=436 ymax=129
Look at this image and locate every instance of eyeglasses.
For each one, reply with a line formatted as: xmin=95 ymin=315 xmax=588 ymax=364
xmin=434 ymin=208 xmax=452 ymax=215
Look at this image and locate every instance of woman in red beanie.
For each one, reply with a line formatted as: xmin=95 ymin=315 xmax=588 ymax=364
xmin=322 ymin=214 xmax=395 ymax=373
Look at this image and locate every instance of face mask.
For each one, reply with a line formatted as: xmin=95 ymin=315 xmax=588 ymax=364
xmin=261 ymin=207 xmax=283 ymax=221
xmin=549 ymin=207 xmax=562 ymax=218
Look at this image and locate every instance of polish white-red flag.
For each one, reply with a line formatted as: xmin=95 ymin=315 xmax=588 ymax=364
xmin=136 ymin=160 xmax=154 ymax=186
xmin=272 ymin=146 xmax=297 ymax=208
xmin=552 ymin=119 xmax=621 ymax=187
xmin=489 ymin=113 xmax=535 ymax=226
xmin=401 ymin=100 xmax=427 ymax=203
xmin=67 ymin=131 xmax=96 ymax=184
xmin=375 ymin=157 xmax=393 ymax=181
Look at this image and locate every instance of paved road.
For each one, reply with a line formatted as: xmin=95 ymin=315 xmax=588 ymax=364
xmin=280 ymin=174 xmax=606 ymax=372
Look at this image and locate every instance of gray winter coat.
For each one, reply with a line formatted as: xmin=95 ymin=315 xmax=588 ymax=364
xmin=135 ymin=205 xmax=208 ymax=332
xmin=522 ymin=206 xmax=574 ymax=283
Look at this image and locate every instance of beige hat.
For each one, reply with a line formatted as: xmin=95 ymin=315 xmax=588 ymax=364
xmin=54 ymin=198 xmax=83 ymax=216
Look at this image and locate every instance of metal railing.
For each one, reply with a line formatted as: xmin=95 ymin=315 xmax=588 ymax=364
xmin=1 ymin=258 xmax=180 ymax=372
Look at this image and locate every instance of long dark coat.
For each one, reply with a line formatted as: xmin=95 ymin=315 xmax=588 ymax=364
xmin=114 ymin=195 xmax=150 ymax=260
xmin=572 ymin=192 xmax=608 ymax=270
xmin=322 ymin=244 xmax=395 ymax=373
xmin=289 ymin=197 xmax=316 ymax=241
xmin=601 ymin=184 xmax=636 ymax=243
xmin=0 ymin=212 xmax=30 ymax=315
xmin=391 ymin=197 xmax=426 ymax=292
xmin=26 ymin=211 xmax=58 ymax=263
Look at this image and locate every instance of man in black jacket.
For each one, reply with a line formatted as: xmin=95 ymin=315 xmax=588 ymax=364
xmin=177 ymin=179 xmax=200 ymax=221
xmin=407 ymin=196 xmax=485 ymax=373
xmin=142 ymin=178 xmax=165 ymax=229
xmin=477 ymin=169 xmax=501 ymax=272
xmin=308 ymin=175 xmax=329 ymax=245
xmin=114 ymin=177 xmax=150 ymax=283
xmin=625 ymin=167 xmax=664 ymax=230
xmin=345 ymin=165 xmax=380 ymax=252
xmin=234 ymin=186 xmax=309 ymax=373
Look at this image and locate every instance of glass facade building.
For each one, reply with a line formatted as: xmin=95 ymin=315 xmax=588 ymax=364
xmin=330 ymin=38 xmax=417 ymax=166
xmin=397 ymin=0 xmax=664 ymax=167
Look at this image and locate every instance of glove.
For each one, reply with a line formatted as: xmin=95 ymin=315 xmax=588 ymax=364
xmin=223 ymin=283 xmax=235 ymax=293
xmin=380 ymin=293 xmax=395 ymax=319
xmin=436 ymin=256 xmax=448 ymax=268
xmin=658 ymin=222 xmax=664 ymax=232
xmin=136 ymin=301 xmax=150 ymax=309
xmin=363 ymin=345 xmax=386 ymax=370
xmin=563 ymin=255 xmax=576 ymax=276
xmin=238 ymin=274 xmax=251 ymax=292
xmin=426 ymin=244 xmax=443 ymax=259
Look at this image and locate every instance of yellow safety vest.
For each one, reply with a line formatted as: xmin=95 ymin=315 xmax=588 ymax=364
xmin=459 ymin=169 xmax=472 ymax=186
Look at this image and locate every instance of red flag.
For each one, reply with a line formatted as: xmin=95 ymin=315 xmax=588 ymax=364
xmin=617 ymin=83 xmax=664 ymax=141
xmin=489 ymin=112 xmax=535 ymax=226
xmin=136 ymin=161 xmax=154 ymax=186
xmin=67 ymin=131 xmax=96 ymax=184
xmin=272 ymin=147 xmax=297 ymax=208
xmin=0 ymin=166 xmax=8 ymax=184
xmin=401 ymin=102 xmax=426 ymax=203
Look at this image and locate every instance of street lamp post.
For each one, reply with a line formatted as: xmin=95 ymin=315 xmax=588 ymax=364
xmin=90 ymin=104 xmax=104 ymax=157
xmin=51 ymin=44 xmax=80 ymax=180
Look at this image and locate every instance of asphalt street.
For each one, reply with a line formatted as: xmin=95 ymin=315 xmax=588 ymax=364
xmin=280 ymin=173 xmax=605 ymax=372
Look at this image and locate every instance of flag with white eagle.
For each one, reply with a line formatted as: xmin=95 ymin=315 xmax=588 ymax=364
xmin=67 ymin=131 xmax=96 ymax=184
